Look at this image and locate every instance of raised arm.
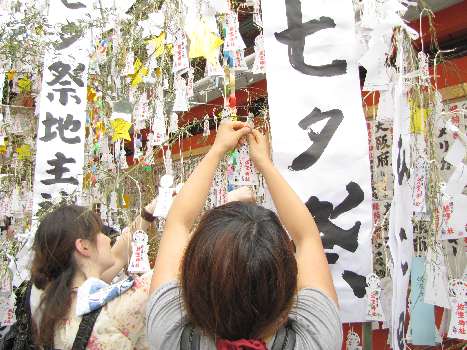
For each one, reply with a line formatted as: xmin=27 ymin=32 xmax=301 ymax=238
xmin=247 ymin=129 xmax=338 ymax=305
xmin=150 ymin=120 xmax=251 ymax=293
xmin=101 ymin=198 xmax=157 ymax=283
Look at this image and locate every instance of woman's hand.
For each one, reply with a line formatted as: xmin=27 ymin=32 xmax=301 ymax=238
xmin=227 ymin=186 xmax=256 ymax=203
xmin=211 ymin=120 xmax=252 ymax=155
xmin=247 ymin=129 xmax=272 ymax=172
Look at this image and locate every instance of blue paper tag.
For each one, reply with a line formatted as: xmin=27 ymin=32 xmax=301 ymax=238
xmin=410 ymin=256 xmax=437 ymax=345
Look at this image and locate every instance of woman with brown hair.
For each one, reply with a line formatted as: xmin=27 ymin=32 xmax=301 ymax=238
xmin=27 ymin=201 xmax=158 ymax=349
xmin=147 ymin=120 xmax=342 ymax=349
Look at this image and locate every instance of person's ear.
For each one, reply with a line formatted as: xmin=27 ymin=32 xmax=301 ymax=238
xmin=75 ymin=238 xmax=92 ymax=257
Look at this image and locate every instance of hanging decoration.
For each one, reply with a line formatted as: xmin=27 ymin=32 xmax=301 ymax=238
xmin=128 ymin=229 xmax=151 ymax=274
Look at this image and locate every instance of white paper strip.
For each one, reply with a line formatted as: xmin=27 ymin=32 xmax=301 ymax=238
xmin=387 ymin=54 xmax=414 ymax=350
xmin=261 ymin=0 xmax=373 ymax=322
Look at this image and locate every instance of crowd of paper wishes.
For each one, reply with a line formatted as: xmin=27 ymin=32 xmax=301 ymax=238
xmin=0 ymin=0 xmax=466 ymax=348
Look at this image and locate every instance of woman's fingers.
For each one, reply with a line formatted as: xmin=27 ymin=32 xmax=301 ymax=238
xmin=235 ymin=125 xmax=252 ymax=139
xmin=230 ymin=120 xmax=249 ymax=130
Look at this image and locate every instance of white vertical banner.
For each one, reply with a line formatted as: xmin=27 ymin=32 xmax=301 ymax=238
xmin=386 ymin=31 xmax=414 ymax=349
xmin=261 ymin=0 xmax=373 ymax=322
xmin=387 ymin=93 xmax=413 ymax=350
xmin=32 ymin=0 xmax=91 ymax=219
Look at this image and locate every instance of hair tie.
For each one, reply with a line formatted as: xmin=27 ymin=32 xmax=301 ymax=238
xmin=216 ymin=338 xmax=267 ymax=350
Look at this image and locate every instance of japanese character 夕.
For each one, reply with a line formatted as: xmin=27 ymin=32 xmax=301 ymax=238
xmin=289 ymin=107 xmax=343 ymax=171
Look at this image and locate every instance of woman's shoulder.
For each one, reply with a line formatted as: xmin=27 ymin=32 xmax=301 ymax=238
xmin=106 ymin=271 xmax=153 ymax=315
xmin=86 ymin=272 xmax=153 ymax=348
xmin=54 ymin=314 xmax=147 ymax=350
xmin=287 ymin=288 xmax=343 ymax=350
xmin=146 ymin=280 xmax=187 ymax=349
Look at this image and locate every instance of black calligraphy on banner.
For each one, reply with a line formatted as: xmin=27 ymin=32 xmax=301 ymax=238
xmin=438 ymin=127 xmax=447 ymax=138
xmin=377 ymin=150 xmax=390 ymax=167
xmin=48 ymin=61 xmax=85 ymax=87
xmin=305 ymin=181 xmax=364 ymax=264
xmin=375 ymin=121 xmax=389 ymax=133
xmin=61 ymin=0 xmax=86 ymax=9
xmin=47 ymin=87 xmax=81 ymax=105
xmin=399 ymin=228 xmax=407 ymax=241
xmin=289 ymin=108 xmax=343 ymax=171
xmin=39 ymin=112 xmax=81 ymax=144
xmin=38 ymin=192 xmax=53 ymax=211
xmin=275 ymin=0 xmax=347 ymax=77
xmin=396 ymin=135 xmax=410 ymax=185
xmin=342 ymin=270 xmax=367 ymax=298
xmin=55 ymin=23 xmax=83 ymax=50
xmin=438 ymin=137 xmax=452 ymax=170
xmin=401 ymin=261 xmax=409 ymax=276
xmin=375 ymin=134 xmax=389 ymax=151
xmin=440 ymin=159 xmax=452 ymax=171
xmin=46 ymin=61 xmax=85 ymax=106
xmin=41 ymin=152 xmax=78 ymax=186
xmin=396 ymin=312 xmax=405 ymax=350
xmin=38 ymin=191 xmax=70 ymax=211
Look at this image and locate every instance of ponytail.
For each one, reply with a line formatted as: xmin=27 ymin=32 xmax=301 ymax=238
xmin=30 ymin=205 xmax=102 ymax=347
xmin=34 ymin=265 xmax=76 ymax=346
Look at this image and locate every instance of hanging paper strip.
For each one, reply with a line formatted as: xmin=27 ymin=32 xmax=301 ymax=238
xmin=387 ymin=37 xmax=414 ymax=349
xmin=261 ymin=0 xmax=373 ymax=322
xmin=32 ymin=0 xmax=91 ymax=220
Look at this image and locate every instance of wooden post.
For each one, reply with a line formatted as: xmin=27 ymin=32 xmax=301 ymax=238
xmin=362 ymin=322 xmax=373 ymax=350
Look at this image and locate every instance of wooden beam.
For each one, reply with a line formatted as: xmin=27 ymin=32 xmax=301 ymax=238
xmin=408 ymin=1 xmax=467 ymax=49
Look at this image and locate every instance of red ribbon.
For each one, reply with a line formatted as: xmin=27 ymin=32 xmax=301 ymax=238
xmin=216 ymin=338 xmax=267 ymax=350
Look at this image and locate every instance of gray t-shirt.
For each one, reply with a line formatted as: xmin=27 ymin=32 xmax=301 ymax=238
xmin=146 ymin=281 xmax=342 ymax=350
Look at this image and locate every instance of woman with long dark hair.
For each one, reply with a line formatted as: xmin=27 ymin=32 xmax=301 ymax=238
xmin=29 ymin=202 xmax=157 ymax=349
xmin=146 ymin=120 xmax=342 ymax=349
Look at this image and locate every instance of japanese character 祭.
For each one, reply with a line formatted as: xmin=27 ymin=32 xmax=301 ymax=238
xmin=305 ymin=181 xmax=364 ymax=264
xmin=305 ymin=182 xmax=367 ymax=297
xmin=46 ymin=61 xmax=85 ymax=105
xmin=47 ymin=61 xmax=85 ymax=87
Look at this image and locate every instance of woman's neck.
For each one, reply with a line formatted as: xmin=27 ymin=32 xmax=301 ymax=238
xmin=260 ymin=313 xmax=289 ymax=342
xmin=70 ymin=265 xmax=102 ymax=289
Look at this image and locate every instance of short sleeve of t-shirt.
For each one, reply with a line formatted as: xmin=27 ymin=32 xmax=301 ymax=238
xmin=146 ymin=281 xmax=187 ymax=349
xmin=289 ymin=288 xmax=343 ymax=350
xmin=146 ymin=282 xmax=342 ymax=350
